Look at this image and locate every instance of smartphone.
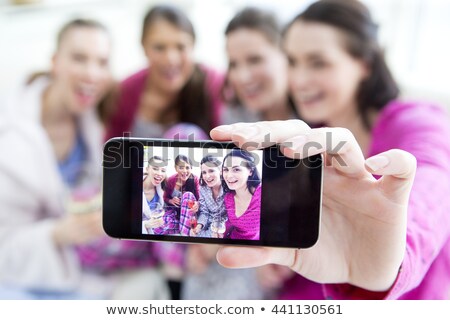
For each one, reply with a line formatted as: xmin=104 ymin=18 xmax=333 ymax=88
xmin=103 ymin=137 xmax=323 ymax=249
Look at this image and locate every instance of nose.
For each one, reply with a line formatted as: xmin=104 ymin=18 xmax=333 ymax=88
xmin=232 ymin=65 xmax=253 ymax=85
xmin=81 ymin=60 xmax=107 ymax=83
xmin=289 ymin=67 xmax=310 ymax=91
xmin=164 ymin=48 xmax=181 ymax=66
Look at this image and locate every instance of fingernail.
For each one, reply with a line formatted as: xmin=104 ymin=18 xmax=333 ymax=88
xmin=365 ymin=155 xmax=389 ymax=171
xmin=283 ymin=135 xmax=307 ymax=150
xmin=212 ymin=125 xmax=233 ymax=133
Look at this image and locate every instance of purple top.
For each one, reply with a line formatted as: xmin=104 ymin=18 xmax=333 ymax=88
xmin=280 ymin=100 xmax=450 ymax=300
xmin=224 ymin=185 xmax=261 ymax=240
xmin=105 ymin=65 xmax=224 ymax=140
xmin=152 ymin=174 xmax=200 ymax=235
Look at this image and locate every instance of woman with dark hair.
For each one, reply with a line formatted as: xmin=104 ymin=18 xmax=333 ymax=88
xmin=212 ymin=0 xmax=450 ymax=300
xmin=106 ymin=5 xmax=224 ymax=139
xmin=190 ymin=155 xmax=226 ymax=237
xmin=222 ymin=7 xmax=297 ymax=123
xmin=155 ymin=154 xmax=200 ymax=235
xmin=181 ymin=154 xmax=266 ymax=300
xmin=222 ymin=149 xmax=261 ymax=240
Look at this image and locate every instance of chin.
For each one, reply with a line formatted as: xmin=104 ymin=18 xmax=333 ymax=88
xmin=297 ymin=109 xmax=328 ymax=125
xmin=162 ymin=79 xmax=186 ymax=93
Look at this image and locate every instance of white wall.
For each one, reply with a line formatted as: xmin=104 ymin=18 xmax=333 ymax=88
xmin=1 ymin=0 xmax=449 ymax=108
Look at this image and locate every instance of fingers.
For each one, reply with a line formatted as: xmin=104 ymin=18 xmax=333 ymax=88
xmin=212 ymin=122 xmax=368 ymax=178
xmin=365 ymin=149 xmax=417 ymax=203
xmin=211 ymin=120 xmax=312 ymax=150
xmin=282 ymin=127 xmax=369 ymax=178
xmin=216 ymin=246 xmax=296 ymax=269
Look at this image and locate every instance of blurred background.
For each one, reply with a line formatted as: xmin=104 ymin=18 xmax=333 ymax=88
xmin=0 ymin=0 xmax=449 ymax=108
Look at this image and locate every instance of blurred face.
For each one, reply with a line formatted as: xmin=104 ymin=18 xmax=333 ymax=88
xmin=142 ymin=19 xmax=195 ymax=93
xmin=201 ymin=163 xmax=221 ymax=188
xmin=223 ymin=156 xmax=252 ymax=192
xmin=52 ymin=27 xmax=111 ymax=115
xmin=227 ymin=29 xmax=288 ymax=112
xmin=284 ymin=21 xmax=368 ymax=124
xmin=146 ymin=164 xmax=167 ymax=186
xmin=175 ymin=160 xmax=192 ymax=182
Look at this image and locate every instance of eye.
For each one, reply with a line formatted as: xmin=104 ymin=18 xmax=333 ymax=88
xmin=309 ymin=57 xmax=327 ymax=69
xmin=287 ymin=55 xmax=296 ymax=67
xmin=228 ymin=61 xmax=236 ymax=70
xmin=248 ymin=55 xmax=262 ymax=65
xmin=152 ymin=44 xmax=165 ymax=51
xmin=72 ymin=53 xmax=87 ymax=63
xmin=98 ymin=58 xmax=109 ymax=68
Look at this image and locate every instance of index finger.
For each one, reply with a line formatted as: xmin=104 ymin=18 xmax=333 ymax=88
xmin=210 ymin=120 xmax=312 ymax=150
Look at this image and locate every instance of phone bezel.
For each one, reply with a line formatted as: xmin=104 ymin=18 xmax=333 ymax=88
xmin=103 ymin=137 xmax=323 ymax=249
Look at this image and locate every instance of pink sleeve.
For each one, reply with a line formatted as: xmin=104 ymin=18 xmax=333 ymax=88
xmin=324 ymin=102 xmax=450 ymax=299
xmin=164 ymin=176 xmax=175 ymax=204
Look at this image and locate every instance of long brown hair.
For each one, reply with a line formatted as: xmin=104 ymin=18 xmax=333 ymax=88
xmin=142 ymin=5 xmax=213 ymax=133
xmin=285 ymin=0 xmax=400 ymax=129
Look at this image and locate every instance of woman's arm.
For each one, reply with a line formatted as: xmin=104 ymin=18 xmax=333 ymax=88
xmin=196 ymin=187 xmax=209 ymax=228
xmin=212 ymin=120 xmax=417 ymax=293
xmin=163 ymin=176 xmax=175 ymax=205
xmin=323 ymin=103 xmax=450 ymax=299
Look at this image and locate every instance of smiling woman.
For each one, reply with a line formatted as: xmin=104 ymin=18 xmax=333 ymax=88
xmin=106 ymin=4 xmax=225 ymax=141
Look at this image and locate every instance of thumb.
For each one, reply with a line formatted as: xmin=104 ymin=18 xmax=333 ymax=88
xmin=216 ymin=246 xmax=297 ymax=269
xmin=365 ymin=149 xmax=417 ymax=203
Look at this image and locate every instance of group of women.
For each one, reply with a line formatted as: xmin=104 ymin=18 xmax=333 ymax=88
xmin=1 ymin=0 xmax=450 ymax=300
xmin=142 ymin=150 xmax=261 ymax=241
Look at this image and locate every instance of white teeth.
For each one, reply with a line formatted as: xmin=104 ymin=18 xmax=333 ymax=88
xmin=298 ymin=93 xmax=321 ymax=103
xmin=162 ymin=67 xmax=180 ymax=78
xmin=77 ymin=84 xmax=95 ymax=97
xmin=242 ymin=83 xmax=260 ymax=96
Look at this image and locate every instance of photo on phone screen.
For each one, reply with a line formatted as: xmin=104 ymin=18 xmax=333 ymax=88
xmin=103 ymin=138 xmax=323 ymax=248
xmin=141 ymin=145 xmax=263 ymax=240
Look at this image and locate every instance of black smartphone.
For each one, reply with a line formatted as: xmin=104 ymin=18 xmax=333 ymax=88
xmin=103 ymin=137 xmax=323 ymax=248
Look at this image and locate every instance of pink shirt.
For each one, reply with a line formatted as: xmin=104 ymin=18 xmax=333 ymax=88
xmin=281 ymin=100 xmax=450 ymax=299
xmin=224 ymin=185 xmax=261 ymax=240
xmin=105 ymin=65 xmax=224 ymax=140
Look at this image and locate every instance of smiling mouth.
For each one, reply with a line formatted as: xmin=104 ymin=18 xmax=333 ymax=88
xmin=241 ymin=83 xmax=262 ymax=99
xmin=74 ymin=84 xmax=98 ymax=105
xmin=297 ymin=92 xmax=324 ymax=106
xmin=160 ymin=67 xmax=181 ymax=80
xmin=153 ymin=176 xmax=163 ymax=184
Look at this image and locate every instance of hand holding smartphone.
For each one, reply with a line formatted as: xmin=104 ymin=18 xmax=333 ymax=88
xmin=103 ymin=138 xmax=323 ymax=248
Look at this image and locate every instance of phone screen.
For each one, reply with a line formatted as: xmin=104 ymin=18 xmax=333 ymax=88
xmin=103 ymin=138 xmax=322 ymax=248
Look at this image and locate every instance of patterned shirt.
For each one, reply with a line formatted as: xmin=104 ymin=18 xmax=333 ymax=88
xmin=197 ymin=185 xmax=226 ymax=237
